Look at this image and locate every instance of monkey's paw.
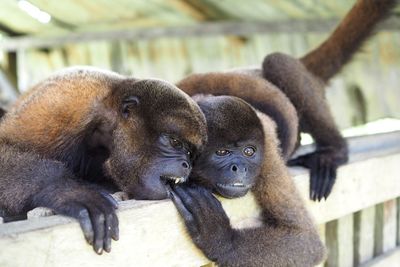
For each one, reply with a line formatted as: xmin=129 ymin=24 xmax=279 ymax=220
xmin=288 ymin=147 xmax=348 ymax=201
xmin=170 ymin=184 xmax=234 ymax=262
xmin=56 ymin=190 xmax=119 ymax=254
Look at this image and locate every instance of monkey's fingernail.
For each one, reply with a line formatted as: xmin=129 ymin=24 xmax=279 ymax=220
xmin=96 ymin=248 xmax=103 ymax=254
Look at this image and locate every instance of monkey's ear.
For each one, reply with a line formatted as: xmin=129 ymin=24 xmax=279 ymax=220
xmin=122 ymin=96 xmax=140 ymax=118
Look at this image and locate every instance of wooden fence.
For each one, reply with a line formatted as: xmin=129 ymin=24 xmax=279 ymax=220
xmin=0 ymin=130 xmax=399 ymax=267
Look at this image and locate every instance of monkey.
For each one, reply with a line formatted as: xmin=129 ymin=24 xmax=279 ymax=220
xmin=167 ymin=1 xmax=395 ymax=265
xmin=176 ymin=0 xmax=396 ymax=201
xmin=169 ymin=94 xmax=325 ymax=266
xmin=0 ymin=66 xmax=207 ymax=254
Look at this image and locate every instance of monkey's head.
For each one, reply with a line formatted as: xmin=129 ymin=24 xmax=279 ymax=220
xmin=104 ymin=79 xmax=207 ymax=200
xmin=191 ymin=95 xmax=265 ymax=198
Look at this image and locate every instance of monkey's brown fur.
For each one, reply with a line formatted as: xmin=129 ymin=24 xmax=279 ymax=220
xmin=177 ymin=73 xmax=298 ymax=160
xmin=0 ymin=67 xmax=207 ymax=254
xmin=178 ymin=0 xmax=396 ymax=201
xmin=231 ymin=113 xmax=324 ymax=266
xmin=172 ymin=1 xmax=395 ymax=265
xmin=175 ymin=79 xmax=325 ymax=266
xmin=302 ymin=0 xmax=396 ymax=82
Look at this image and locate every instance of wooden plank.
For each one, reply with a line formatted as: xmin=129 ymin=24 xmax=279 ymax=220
xmin=0 ymin=132 xmax=399 ymax=266
xmin=0 ymin=17 xmax=399 ymax=51
xmin=361 ymin=247 xmax=400 ymax=267
xmin=374 ymin=200 xmax=398 ymax=256
xmin=316 ymin=224 xmax=326 ymax=267
xmin=325 ymin=214 xmax=354 ymax=267
xmin=0 ymin=68 xmax=18 ymax=102
xmin=0 ymin=200 xmax=209 ymax=267
xmin=398 ymin=198 xmax=400 ymax=245
xmin=354 ymin=206 xmax=376 ymax=265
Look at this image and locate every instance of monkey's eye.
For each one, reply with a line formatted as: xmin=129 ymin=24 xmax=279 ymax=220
xmin=243 ymin=146 xmax=256 ymax=157
xmin=215 ymin=149 xmax=230 ymax=156
xmin=169 ymin=137 xmax=183 ymax=149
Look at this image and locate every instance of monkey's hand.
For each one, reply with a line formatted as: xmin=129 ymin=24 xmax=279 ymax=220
xmin=170 ymin=185 xmax=235 ymax=262
xmin=34 ymin=185 xmax=119 ymax=254
xmin=288 ymin=146 xmax=348 ymax=201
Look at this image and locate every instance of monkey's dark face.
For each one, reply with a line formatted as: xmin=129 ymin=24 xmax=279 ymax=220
xmin=105 ymin=79 xmax=207 ymax=200
xmin=194 ymin=140 xmax=263 ymax=198
xmin=192 ymin=95 xmax=264 ymax=198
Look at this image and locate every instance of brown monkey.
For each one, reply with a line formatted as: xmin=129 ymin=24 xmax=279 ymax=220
xmin=177 ymin=0 xmax=396 ymax=201
xmin=168 ymin=1 xmax=395 ymax=264
xmin=170 ymin=95 xmax=325 ymax=266
xmin=261 ymin=0 xmax=396 ymax=200
xmin=0 ymin=67 xmax=207 ymax=254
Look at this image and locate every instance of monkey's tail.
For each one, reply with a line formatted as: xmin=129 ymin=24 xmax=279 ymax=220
xmin=300 ymin=0 xmax=396 ymax=82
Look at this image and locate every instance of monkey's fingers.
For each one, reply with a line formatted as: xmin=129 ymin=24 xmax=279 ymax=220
xmin=103 ymin=213 xmax=116 ymax=253
xmin=170 ymin=187 xmax=200 ymax=237
xmin=54 ymin=202 xmax=95 ymax=245
xmin=99 ymin=191 xmax=119 ymax=209
xmin=313 ymin=162 xmax=338 ymax=201
xmin=324 ymin=167 xmax=337 ymax=200
xmin=77 ymin=208 xmax=95 ymax=245
xmin=99 ymin=192 xmax=119 ymax=241
xmin=316 ymin=166 xmax=331 ymax=201
xmin=88 ymin=208 xmax=106 ymax=255
xmin=196 ymin=186 xmax=225 ymax=213
xmin=309 ymin=168 xmax=319 ymax=201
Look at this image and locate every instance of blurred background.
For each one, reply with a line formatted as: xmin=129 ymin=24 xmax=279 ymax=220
xmin=0 ymin=0 xmax=399 ymax=131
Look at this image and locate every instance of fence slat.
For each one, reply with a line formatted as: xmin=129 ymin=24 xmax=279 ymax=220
xmin=374 ymin=200 xmax=397 ymax=256
xmin=325 ymin=214 xmax=354 ymax=267
xmin=361 ymin=247 xmax=400 ymax=267
xmin=354 ymin=206 xmax=376 ymax=265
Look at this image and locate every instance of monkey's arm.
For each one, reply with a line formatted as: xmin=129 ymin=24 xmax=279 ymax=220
xmin=262 ymin=53 xmax=348 ymax=201
xmin=171 ymin=122 xmax=325 ymax=266
xmin=0 ymin=143 xmax=119 ymax=254
xmin=171 ymin=183 xmax=324 ymax=267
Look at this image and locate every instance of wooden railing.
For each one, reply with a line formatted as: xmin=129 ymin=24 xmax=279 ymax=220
xmin=0 ymin=131 xmax=399 ymax=267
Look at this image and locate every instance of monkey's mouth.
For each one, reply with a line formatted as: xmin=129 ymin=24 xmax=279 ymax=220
xmin=215 ymin=182 xmax=252 ymax=198
xmin=161 ymin=175 xmax=186 ymax=185
xmin=216 ymin=182 xmax=252 ymax=189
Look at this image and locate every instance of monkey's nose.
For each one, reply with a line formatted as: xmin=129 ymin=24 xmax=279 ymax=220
xmin=230 ymin=164 xmax=247 ymax=173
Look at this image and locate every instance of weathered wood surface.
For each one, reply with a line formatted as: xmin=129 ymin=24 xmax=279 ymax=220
xmin=325 ymin=214 xmax=354 ymax=267
xmin=0 ymin=131 xmax=399 ymax=267
xmin=361 ymin=247 xmax=400 ymax=267
xmin=374 ymin=200 xmax=398 ymax=256
xmin=354 ymin=206 xmax=376 ymax=265
xmin=0 ymin=17 xmax=399 ymax=51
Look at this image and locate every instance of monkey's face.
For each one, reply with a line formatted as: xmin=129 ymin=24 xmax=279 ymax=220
xmin=194 ymin=140 xmax=263 ymax=198
xmin=193 ymin=96 xmax=265 ymax=198
xmin=105 ymin=79 xmax=207 ymax=200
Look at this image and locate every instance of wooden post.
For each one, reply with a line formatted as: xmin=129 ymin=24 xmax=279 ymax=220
xmin=354 ymin=206 xmax=376 ymax=265
xmin=374 ymin=200 xmax=397 ymax=256
xmin=325 ymin=214 xmax=354 ymax=267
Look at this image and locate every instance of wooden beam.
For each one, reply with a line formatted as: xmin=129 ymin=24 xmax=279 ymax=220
xmin=354 ymin=206 xmax=376 ymax=265
xmin=0 ymin=131 xmax=399 ymax=266
xmin=360 ymin=247 xmax=400 ymax=267
xmin=0 ymin=17 xmax=399 ymax=51
xmin=374 ymin=200 xmax=398 ymax=256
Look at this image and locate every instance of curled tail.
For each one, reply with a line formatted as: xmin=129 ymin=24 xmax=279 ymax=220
xmin=301 ymin=0 xmax=396 ymax=82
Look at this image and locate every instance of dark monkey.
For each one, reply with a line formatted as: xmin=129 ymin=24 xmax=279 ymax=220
xmin=178 ymin=0 xmax=396 ymax=201
xmin=170 ymin=94 xmax=325 ymax=266
xmin=169 ymin=0 xmax=395 ymax=265
xmin=0 ymin=67 xmax=207 ymax=254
